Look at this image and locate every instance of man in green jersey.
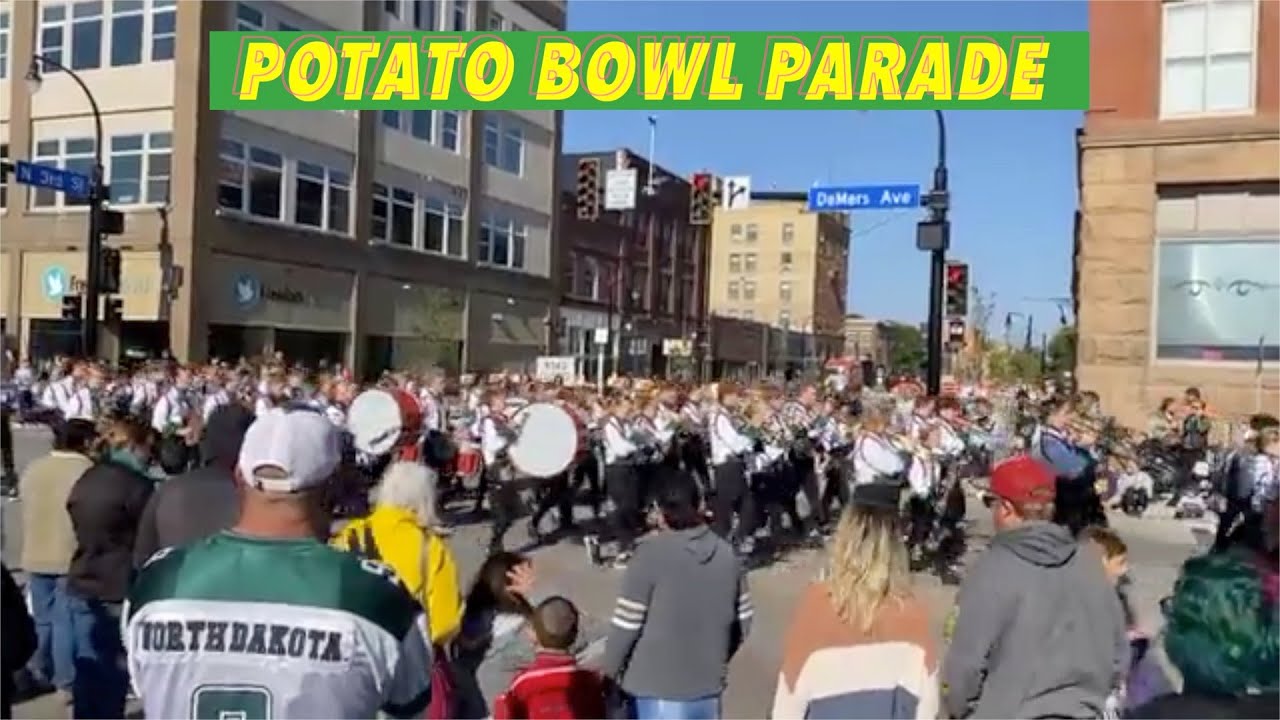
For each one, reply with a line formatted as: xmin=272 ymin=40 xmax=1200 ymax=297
xmin=124 ymin=409 xmax=433 ymax=718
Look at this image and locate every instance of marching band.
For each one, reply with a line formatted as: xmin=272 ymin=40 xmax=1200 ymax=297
xmin=4 ymin=357 xmax=1008 ymax=580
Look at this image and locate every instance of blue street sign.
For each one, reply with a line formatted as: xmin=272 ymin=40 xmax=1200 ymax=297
xmin=13 ymin=161 xmax=92 ymax=198
xmin=807 ymin=184 xmax=921 ymax=212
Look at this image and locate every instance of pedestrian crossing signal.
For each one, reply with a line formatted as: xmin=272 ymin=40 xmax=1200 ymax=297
xmin=690 ymin=172 xmax=713 ymax=226
xmin=104 ymin=297 xmax=124 ymax=324
xmin=945 ymin=261 xmax=969 ymax=318
xmin=576 ymin=158 xmax=600 ymax=221
xmin=99 ymin=247 xmax=122 ymax=295
xmin=60 ymin=294 xmax=82 ymax=321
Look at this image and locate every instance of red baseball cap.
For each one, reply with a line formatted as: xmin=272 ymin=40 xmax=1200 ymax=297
xmin=989 ymin=455 xmax=1056 ymax=506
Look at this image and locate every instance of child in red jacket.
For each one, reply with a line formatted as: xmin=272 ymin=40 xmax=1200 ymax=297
xmin=493 ymin=596 xmax=607 ymax=720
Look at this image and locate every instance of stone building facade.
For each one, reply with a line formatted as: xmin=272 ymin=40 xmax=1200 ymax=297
xmin=1076 ymin=0 xmax=1279 ymax=427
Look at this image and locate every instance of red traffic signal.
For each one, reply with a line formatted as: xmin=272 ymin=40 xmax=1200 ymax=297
xmin=692 ymin=172 xmax=711 ymax=190
xmin=946 ymin=263 xmax=967 ymax=285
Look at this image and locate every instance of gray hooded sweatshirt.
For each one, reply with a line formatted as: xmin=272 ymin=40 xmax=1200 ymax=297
xmin=942 ymin=521 xmax=1127 ymax=719
xmin=600 ymin=524 xmax=752 ymax=700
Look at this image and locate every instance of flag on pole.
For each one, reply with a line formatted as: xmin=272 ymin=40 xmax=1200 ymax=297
xmin=647 ymin=115 xmax=657 ymax=127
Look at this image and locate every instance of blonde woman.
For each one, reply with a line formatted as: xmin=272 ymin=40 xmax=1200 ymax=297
xmin=332 ymin=461 xmax=463 ymax=646
xmin=772 ymin=485 xmax=939 ymax=719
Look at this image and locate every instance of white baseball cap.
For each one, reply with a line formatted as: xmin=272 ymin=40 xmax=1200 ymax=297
xmin=237 ymin=410 xmax=341 ymax=493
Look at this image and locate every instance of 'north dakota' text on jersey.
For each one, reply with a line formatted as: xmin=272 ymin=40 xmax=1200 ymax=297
xmin=123 ymin=532 xmax=433 ymax=719
xmin=135 ymin=619 xmax=344 ymax=662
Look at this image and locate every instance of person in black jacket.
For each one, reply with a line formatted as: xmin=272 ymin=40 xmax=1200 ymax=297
xmin=132 ymin=404 xmax=255 ymax=566
xmin=66 ymin=416 xmax=155 ymax=720
xmin=2 ymin=563 xmax=36 ymax=719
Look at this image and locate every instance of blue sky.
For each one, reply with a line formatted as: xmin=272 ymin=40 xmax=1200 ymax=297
xmin=562 ymin=0 xmax=1086 ymax=340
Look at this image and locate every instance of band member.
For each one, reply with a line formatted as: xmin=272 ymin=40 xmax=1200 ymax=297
xmin=745 ymin=398 xmax=803 ymax=545
xmin=851 ymin=407 xmax=908 ymax=488
xmin=707 ymin=383 xmax=755 ymax=552
xmin=478 ymin=390 xmax=522 ymax=554
xmin=599 ymin=396 xmax=641 ymax=567
xmin=153 ymin=367 xmax=199 ymax=473
xmin=200 ymin=368 xmax=232 ymax=422
xmin=527 ymin=389 xmax=584 ymax=545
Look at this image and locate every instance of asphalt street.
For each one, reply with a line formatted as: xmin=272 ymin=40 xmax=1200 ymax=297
xmin=2 ymin=426 xmax=1200 ymax=718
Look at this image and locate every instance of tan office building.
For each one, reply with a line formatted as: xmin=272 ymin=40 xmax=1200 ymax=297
xmin=1076 ymin=0 xmax=1278 ymax=426
xmin=708 ymin=195 xmax=849 ymax=368
xmin=0 ymin=0 xmax=564 ymax=375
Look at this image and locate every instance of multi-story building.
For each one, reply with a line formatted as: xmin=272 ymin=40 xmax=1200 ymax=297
xmin=557 ymin=149 xmax=707 ymax=377
xmin=708 ymin=195 xmax=848 ymax=371
xmin=1076 ymin=0 xmax=1278 ymax=425
xmin=0 ymin=0 xmax=564 ymax=376
xmin=843 ymin=313 xmax=888 ymax=366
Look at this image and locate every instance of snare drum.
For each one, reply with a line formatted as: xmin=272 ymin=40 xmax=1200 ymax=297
xmin=455 ymin=443 xmax=484 ymax=478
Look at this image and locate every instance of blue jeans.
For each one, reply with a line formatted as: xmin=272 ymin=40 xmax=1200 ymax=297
xmin=26 ymin=573 xmax=75 ymax=690
xmin=65 ymin=591 xmax=127 ymax=719
xmin=632 ymin=694 xmax=722 ymax=720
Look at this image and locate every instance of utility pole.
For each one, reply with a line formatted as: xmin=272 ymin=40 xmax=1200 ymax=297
xmin=916 ymin=111 xmax=949 ymax=396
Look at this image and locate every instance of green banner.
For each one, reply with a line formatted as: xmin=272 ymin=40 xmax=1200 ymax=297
xmin=208 ymin=31 xmax=1089 ymax=111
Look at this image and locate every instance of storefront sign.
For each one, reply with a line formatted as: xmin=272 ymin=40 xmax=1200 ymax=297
xmin=208 ymin=255 xmax=353 ymax=330
xmin=21 ymin=252 xmax=164 ymax=320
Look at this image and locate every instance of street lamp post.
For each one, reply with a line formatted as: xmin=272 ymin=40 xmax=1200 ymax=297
xmin=27 ymin=56 xmax=106 ymax=359
xmin=919 ymin=109 xmax=950 ymax=397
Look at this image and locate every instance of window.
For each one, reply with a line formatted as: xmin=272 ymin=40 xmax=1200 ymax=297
xmin=662 ymin=273 xmax=676 ymax=312
xmin=413 ymin=0 xmax=435 ymax=30
xmin=779 ymin=310 xmax=791 ymax=328
xmin=423 ymin=198 xmax=465 ymax=257
xmin=728 ymin=253 xmax=742 ymax=273
xmin=479 ymin=214 xmax=527 ymax=270
xmin=383 ymin=0 xmax=400 ymax=18
xmin=277 ymin=21 xmax=297 ymax=32
xmin=218 ymin=139 xmax=245 ymax=211
xmin=781 ymin=222 xmax=794 ymax=244
xmin=743 ymin=280 xmax=757 ymax=300
xmin=29 ymin=138 xmax=94 ymax=208
xmin=745 ymin=223 xmax=758 ymax=242
xmin=741 ymin=309 xmax=754 ymax=320
xmin=1161 ymin=0 xmax=1257 ymax=117
xmin=727 ymin=280 xmax=740 ymax=300
xmin=38 ymin=5 xmax=66 ymax=68
xmin=110 ymin=0 xmax=144 ymax=66
xmin=1153 ymin=187 xmax=1279 ymax=361
xmin=108 ymin=131 xmax=169 ymax=205
xmin=69 ymin=1 xmax=103 ymax=70
xmin=237 ymin=2 xmax=263 ymax=30
xmin=744 ymin=253 xmax=757 ymax=272
xmin=780 ymin=251 xmax=793 ymax=270
xmin=0 ymin=8 xmax=10 ymax=80
xmin=390 ymin=187 xmax=415 ymax=247
xmin=382 ymin=110 xmax=402 ymax=131
xmin=372 ymin=183 xmax=389 ymax=241
xmin=439 ymin=111 xmax=460 ymax=152
xmin=410 ymin=110 xmax=432 ymax=141
xmin=483 ymin=117 xmax=524 ymax=174
xmin=245 ymin=147 xmax=283 ymax=219
xmin=579 ymin=257 xmax=601 ymax=300
xmin=151 ymin=0 xmax=175 ymax=60
xmin=0 ymin=144 xmax=8 ymax=209
xmin=730 ymin=223 xmax=742 ymax=242
xmin=488 ymin=11 xmax=503 ymax=30
xmin=780 ymin=281 xmax=792 ymax=302
xmin=294 ymin=162 xmax=350 ymax=233
xmin=452 ymin=0 xmax=467 ymax=30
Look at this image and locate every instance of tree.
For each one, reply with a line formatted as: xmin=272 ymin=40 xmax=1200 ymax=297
xmin=882 ymin=322 xmax=926 ymax=374
xmin=1046 ymin=325 xmax=1077 ymax=374
xmin=986 ymin=344 xmax=1042 ymax=384
xmin=401 ymin=288 xmax=465 ymax=373
xmin=968 ymin=284 xmax=997 ymax=351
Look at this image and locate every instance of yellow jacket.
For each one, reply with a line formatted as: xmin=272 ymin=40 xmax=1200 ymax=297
xmin=332 ymin=504 xmax=462 ymax=645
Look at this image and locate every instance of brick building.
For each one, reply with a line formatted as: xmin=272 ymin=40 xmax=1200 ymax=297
xmin=1076 ymin=0 xmax=1279 ymax=426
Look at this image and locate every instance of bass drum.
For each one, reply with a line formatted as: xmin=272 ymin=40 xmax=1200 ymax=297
xmin=347 ymin=389 xmax=424 ymax=459
xmin=508 ymin=402 xmax=583 ymax=479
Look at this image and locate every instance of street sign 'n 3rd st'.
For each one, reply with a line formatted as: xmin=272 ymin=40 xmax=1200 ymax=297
xmin=13 ymin=161 xmax=92 ymax=198
xmin=807 ymin=184 xmax=920 ymax=212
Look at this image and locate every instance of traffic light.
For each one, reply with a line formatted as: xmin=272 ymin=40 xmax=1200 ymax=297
xmin=99 ymin=247 xmax=122 ymax=294
xmin=689 ymin=172 xmax=713 ymax=226
xmin=944 ymin=261 xmax=969 ymax=318
xmin=576 ymin=158 xmax=600 ymax=221
xmin=61 ymin=294 xmax=82 ymax=321
xmin=104 ymin=297 xmax=124 ymax=324
xmin=947 ymin=318 xmax=966 ymax=346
